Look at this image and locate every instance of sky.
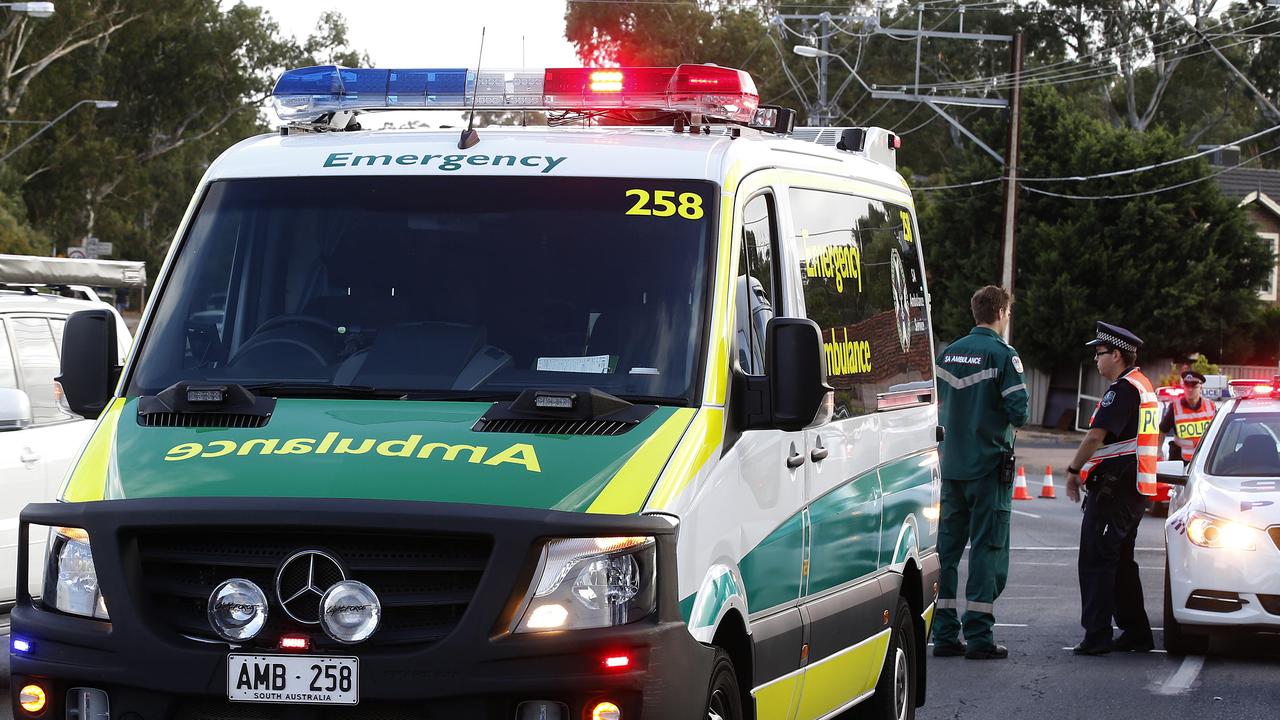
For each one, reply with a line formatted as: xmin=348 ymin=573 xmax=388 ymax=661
xmin=241 ymin=0 xmax=582 ymax=70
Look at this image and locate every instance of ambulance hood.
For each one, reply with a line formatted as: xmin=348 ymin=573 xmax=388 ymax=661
xmin=65 ymin=397 xmax=693 ymax=514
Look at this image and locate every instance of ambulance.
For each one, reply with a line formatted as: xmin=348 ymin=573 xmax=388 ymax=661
xmin=1160 ymin=378 xmax=1280 ymax=655
xmin=10 ymin=63 xmax=941 ymax=720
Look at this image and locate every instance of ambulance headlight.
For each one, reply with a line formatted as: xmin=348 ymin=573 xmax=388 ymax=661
xmin=208 ymin=579 xmax=268 ymax=641
xmin=1186 ymin=513 xmax=1256 ymax=551
xmin=514 ymin=536 xmax=656 ymax=633
xmin=43 ymin=527 xmax=110 ymax=619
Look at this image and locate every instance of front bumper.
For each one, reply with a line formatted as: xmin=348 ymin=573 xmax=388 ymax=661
xmin=1165 ymin=519 xmax=1280 ymax=629
xmin=10 ymin=497 xmax=714 ymax=720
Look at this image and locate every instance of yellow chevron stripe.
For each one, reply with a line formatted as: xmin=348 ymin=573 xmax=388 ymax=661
xmin=794 ymin=629 xmax=891 ymax=720
xmin=645 ymin=407 xmax=724 ymax=510
xmin=61 ymin=398 xmax=125 ymax=503
xmin=586 ymin=408 xmax=696 ymax=514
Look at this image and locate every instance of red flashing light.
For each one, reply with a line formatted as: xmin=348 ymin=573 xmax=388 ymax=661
xmin=278 ymin=634 xmax=311 ymax=652
xmin=603 ymin=654 xmax=631 ymax=670
xmin=890 ymin=133 xmax=901 ymax=150
xmin=589 ymin=70 xmax=624 ymax=93
xmin=542 ymin=64 xmax=759 ymax=122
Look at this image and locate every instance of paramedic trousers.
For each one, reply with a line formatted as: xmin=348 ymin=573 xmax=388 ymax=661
xmin=1078 ymin=476 xmax=1153 ymax=647
xmin=932 ymin=469 xmax=1012 ymax=651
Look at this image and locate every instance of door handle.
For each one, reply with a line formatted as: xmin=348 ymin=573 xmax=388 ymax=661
xmin=787 ymin=444 xmax=805 ymax=469
xmin=20 ymin=451 xmax=40 ymax=464
xmin=810 ymin=446 xmax=829 ymax=462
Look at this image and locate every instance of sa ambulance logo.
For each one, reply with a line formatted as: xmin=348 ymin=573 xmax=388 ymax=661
xmin=1011 ymin=355 xmax=1024 ymax=374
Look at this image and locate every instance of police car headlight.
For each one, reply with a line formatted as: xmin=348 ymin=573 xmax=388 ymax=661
xmin=43 ymin=527 xmax=109 ymax=619
xmin=1186 ymin=513 xmax=1256 ymax=551
xmin=514 ymin=536 xmax=656 ymax=633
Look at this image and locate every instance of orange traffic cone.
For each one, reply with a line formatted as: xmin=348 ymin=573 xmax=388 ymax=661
xmin=1013 ymin=467 xmax=1033 ymax=500
xmin=1039 ymin=466 xmax=1057 ymax=499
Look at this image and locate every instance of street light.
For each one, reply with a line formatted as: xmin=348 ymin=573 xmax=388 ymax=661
xmin=0 ymin=99 xmax=117 ymax=164
xmin=792 ymin=44 xmax=874 ymax=125
xmin=0 ymin=3 xmax=55 ymax=18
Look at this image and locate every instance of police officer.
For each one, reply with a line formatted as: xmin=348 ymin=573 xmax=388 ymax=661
xmin=931 ymin=285 xmax=1029 ymax=660
xmin=1161 ymin=370 xmax=1216 ymax=463
xmin=1065 ymin=322 xmax=1159 ymax=655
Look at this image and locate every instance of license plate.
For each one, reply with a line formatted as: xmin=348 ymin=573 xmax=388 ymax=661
xmin=227 ymin=654 xmax=358 ymax=705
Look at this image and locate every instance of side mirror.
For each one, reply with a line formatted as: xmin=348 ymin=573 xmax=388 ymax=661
xmin=0 ymin=387 xmax=33 ymax=431
xmin=1156 ymin=459 xmax=1188 ymax=486
xmin=57 ymin=309 xmax=120 ymax=419
xmin=736 ymin=318 xmax=833 ymax=432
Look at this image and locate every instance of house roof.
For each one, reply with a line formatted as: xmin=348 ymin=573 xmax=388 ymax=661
xmin=1215 ymin=166 xmax=1280 ymax=202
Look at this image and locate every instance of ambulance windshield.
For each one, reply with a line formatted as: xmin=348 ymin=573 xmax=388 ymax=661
xmin=127 ymin=176 xmax=715 ymax=404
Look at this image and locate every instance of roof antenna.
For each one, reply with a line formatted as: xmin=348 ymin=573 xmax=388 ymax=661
xmin=458 ymin=26 xmax=486 ymax=149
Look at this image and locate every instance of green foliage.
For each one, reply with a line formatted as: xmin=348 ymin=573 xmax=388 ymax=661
xmin=922 ymin=85 xmax=1272 ymax=370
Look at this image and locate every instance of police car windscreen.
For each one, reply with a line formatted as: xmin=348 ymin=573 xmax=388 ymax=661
xmin=1205 ymin=413 xmax=1280 ymax=477
xmin=127 ymin=176 xmax=715 ymax=403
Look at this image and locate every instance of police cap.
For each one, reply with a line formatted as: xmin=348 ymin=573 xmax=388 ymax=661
xmin=1084 ymin=321 xmax=1143 ymax=352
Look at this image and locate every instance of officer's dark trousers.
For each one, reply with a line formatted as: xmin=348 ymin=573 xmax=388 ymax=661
xmin=932 ymin=469 xmax=1011 ymax=651
xmin=1078 ymin=478 xmax=1153 ymax=646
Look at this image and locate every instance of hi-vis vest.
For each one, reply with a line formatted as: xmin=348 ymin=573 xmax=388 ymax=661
xmin=1083 ymin=369 xmax=1160 ymax=496
xmin=1172 ymin=399 xmax=1216 ymax=459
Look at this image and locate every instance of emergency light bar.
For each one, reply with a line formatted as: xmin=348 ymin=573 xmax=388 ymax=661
xmin=272 ymin=64 xmax=760 ymax=123
xmin=1227 ymin=378 xmax=1280 ymax=399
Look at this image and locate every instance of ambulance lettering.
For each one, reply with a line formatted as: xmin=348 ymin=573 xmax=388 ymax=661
xmin=803 ymin=229 xmax=863 ymax=294
xmin=165 ymin=437 xmax=542 ymax=473
xmin=824 ymin=327 xmax=872 ymax=377
xmin=323 ymin=152 xmax=566 ymax=174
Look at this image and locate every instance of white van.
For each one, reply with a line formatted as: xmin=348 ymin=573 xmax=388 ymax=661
xmin=0 ymin=255 xmax=137 ymax=606
xmin=13 ymin=64 xmax=940 ymax=720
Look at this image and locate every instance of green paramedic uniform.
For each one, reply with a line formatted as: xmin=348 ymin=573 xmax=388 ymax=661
xmin=932 ymin=326 xmax=1029 ymax=653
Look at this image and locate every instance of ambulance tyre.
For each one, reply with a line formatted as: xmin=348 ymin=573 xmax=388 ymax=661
xmin=705 ymin=649 xmax=744 ymax=720
xmin=1163 ymin=561 xmax=1207 ymax=656
xmin=854 ymin=596 xmax=916 ymax=720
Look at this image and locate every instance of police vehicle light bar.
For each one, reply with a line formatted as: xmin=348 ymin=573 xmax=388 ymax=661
xmin=1227 ymin=378 xmax=1279 ymax=399
xmin=272 ymin=64 xmax=760 ymax=123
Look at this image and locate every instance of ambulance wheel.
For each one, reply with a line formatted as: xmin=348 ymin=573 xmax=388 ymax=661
xmin=1163 ymin=560 xmax=1207 ymax=655
xmin=705 ymin=649 xmax=743 ymax=720
xmin=854 ymin=596 xmax=916 ymax=720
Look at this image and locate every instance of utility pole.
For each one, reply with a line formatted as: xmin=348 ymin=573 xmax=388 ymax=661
xmin=819 ymin=13 xmax=830 ymax=126
xmin=1000 ymin=32 xmax=1024 ymax=342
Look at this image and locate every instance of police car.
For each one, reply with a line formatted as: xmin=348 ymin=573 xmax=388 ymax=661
xmin=1160 ymin=378 xmax=1280 ymax=654
xmin=11 ymin=64 xmax=941 ymax=720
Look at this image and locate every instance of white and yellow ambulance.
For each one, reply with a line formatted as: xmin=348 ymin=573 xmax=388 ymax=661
xmin=12 ymin=63 xmax=941 ymax=720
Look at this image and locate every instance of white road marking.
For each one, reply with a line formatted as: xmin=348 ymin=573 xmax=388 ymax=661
xmin=1010 ymin=546 xmax=1164 ymax=552
xmin=1062 ymin=647 xmax=1168 ymax=654
xmin=1012 ymin=509 xmax=1042 ymax=519
xmin=1153 ymin=655 xmax=1205 ymax=694
xmin=995 ymin=623 xmax=1028 ymax=627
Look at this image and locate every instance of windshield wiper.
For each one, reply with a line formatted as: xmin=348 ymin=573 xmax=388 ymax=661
xmin=242 ymin=382 xmax=405 ymax=399
xmin=399 ymin=390 xmax=518 ymax=402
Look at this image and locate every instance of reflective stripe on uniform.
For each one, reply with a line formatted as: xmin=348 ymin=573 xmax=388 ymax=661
xmin=1002 ymin=383 xmax=1027 ymax=397
xmin=937 ymin=366 xmax=998 ymax=390
xmin=936 ymin=598 xmax=958 ymax=609
xmin=966 ymin=601 xmax=995 ymax=614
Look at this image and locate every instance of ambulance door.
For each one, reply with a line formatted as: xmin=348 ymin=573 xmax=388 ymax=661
xmin=788 ymin=185 xmax=888 ymax=719
xmin=728 ymin=188 xmax=806 ymax=719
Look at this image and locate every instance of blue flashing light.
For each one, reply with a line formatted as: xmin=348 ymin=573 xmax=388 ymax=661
xmin=12 ymin=637 xmax=32 ymax=653
xmin=273 ymin=65 xmax=471 ymax=118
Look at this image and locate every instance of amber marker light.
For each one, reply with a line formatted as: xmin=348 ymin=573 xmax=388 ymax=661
xmin=19 ymin=684 xmax=47 ymax=714
xmin=591 ymin=701 xmax=622 ymax=720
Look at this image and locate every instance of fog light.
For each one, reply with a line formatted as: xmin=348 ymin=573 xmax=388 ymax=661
xmin=525 ymin=603 xmax=568 ymax=630
xmin=516 ymin=700 xmax=567 ymax=720
xmin=320 ymin=580 xmax=381 ymax=643
xmin=208 ymin=578 xmax=268 ymax=641
xmin=591 ymin=702 xmax=621 ymax=720
xmin=18 ymin=684 xmax=46 ymax=714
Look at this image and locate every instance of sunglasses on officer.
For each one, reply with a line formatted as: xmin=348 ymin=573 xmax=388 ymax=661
xmin=1093 ymin=348 xmax=1116 ymax=360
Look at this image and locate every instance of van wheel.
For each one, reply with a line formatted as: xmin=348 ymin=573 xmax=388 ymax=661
xmin=1163 ymin=560 xmax=1207 ymax=655
xmin=853 ymin=596 xmax=916 ymax=720
xmin=705 ymin=649 xmax=743 ymax=720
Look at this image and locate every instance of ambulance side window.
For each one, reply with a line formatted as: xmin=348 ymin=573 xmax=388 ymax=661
xmin=790 ymin=189 xmax=932 ymax=419
xmin=735 ymin=193 xmax=777 ymax=376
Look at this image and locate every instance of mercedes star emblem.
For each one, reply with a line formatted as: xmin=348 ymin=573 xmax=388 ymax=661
xmin=275 ymin=549 xmax=347 ymax=624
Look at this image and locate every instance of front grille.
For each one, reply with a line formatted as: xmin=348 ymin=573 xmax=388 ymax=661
xmin=135 ymin=530 xmax=491 ymax=648
xmin=1269 ymin=526 xmax=1280 ymax=552
xmin=472 ymin=417 xmax=632 ymax=436
xmin=137 ymin=412 xmax=269 ymax=428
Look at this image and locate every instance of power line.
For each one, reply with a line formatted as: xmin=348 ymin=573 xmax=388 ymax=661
xmin=1022 ymin=143 xmax=1280 ymax=200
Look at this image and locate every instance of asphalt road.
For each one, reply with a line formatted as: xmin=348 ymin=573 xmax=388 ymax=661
xmin=921 ymin=440 xmax=1280 ymax=720
xmin=3 ymin=435 xmax=1277 ymax=720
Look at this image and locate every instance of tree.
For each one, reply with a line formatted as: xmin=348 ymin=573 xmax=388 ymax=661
xmin=920 ymin=85 xmax=1273 ymax=370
